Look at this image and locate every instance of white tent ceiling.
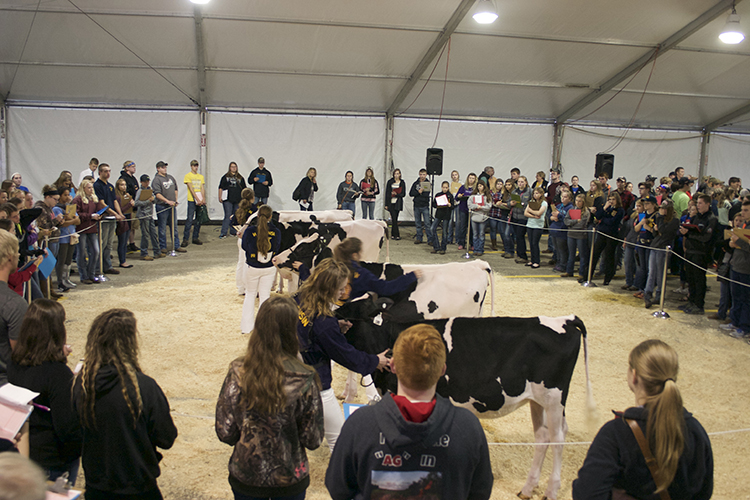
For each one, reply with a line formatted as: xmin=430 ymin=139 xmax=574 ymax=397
xmin=2 ymin=0 xmax=750 ymax=132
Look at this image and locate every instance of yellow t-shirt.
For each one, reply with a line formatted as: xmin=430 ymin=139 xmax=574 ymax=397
xmin=183 ymin=172 xmax=205 ymax=202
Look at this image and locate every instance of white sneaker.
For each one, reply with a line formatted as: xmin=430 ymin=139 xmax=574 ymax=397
xmin=719 ymin=323 xmax=740 ymax=331
xmin=729 ymin=328 xmax=749 ymax=339
xmin=672 ymin=287 xmax=688 ymax=295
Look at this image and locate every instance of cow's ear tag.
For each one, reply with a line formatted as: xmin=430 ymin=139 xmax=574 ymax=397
xmin=373 ymin=313 xmax=383 ymax=326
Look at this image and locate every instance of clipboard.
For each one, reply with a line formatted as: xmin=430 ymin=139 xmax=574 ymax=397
xmin=420 ymin=181 xmax=431 ymax=192
xmin=435 ymin=194 xmax=449 ymax=207
xmin=95 ymin=205 xmax=109 ymax=216
xmin=138 ymin=189 xmax=153 ymax=201
xmin=569 ymin=209 xmax=582 ymax=220
xmin=256 ymin=174 xmax=266 ymax=184
xmin=726 ymin=227 xmax=750 ymax=243
xmin=65 ymin=204 xmax=76 ymax=217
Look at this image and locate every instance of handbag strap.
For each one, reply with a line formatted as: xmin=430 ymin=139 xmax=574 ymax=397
xmin=624 ymin=418 xmax=671 ymax=500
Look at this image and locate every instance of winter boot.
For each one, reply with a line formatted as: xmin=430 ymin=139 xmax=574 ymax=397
xmin=490 ymin=238 xmax=498 ymax=251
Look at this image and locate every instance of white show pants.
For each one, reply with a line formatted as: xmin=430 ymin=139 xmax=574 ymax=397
xmin=235 ymin=238 xmax=245 ymax=294
xmin=240 ymin=265 xmax=277 ymax=334
xmin=320 ymin=387 xmax=345 ymax=452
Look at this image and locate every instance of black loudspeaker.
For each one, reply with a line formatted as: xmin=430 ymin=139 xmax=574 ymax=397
xmin=595 ymin=153 xmax=614 ymax=179
xmin=426 ymin=148 xmax=443 ymax=176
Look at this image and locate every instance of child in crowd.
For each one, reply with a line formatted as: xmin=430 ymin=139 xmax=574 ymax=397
xmin=52 ymin=186 xmax=79 ymax=292
xmin=448 ymin=170 xmax=462 ymax=244
xmin=233 ymin=188 xmax=257 ymax=295
xmin=431 ymin=181 xmax=454 ymax=255
xmin=134 ymin=174 xmax=160 ymax=261
xmin=524 ymin=187 xmax=547 ymax=269
xmin=455 ymin=173 xmax=477 ymax=250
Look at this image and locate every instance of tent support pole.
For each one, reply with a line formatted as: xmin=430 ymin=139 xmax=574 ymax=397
xmin=383 ymin=113 xmax=394 ymax=219
xmin=698 ymin=131 xmax=710 ymax=180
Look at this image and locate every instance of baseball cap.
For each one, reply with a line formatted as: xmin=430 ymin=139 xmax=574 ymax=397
xmin=257 ymin=157 xmax=265 ymax=164
xmin=190 ymin=160 xmax=199 ymax=166
xmin=156 ymin=161 xmax=168 ymax=169
xmin=140 ymin=174 xmax=150 ymax=182
xmin=617 ymin=176 xmax=627 ymax=182
xmin=642 ymin=196 xmax=657 ymax=205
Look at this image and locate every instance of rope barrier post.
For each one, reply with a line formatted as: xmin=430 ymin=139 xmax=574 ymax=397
xmin=653 ymin=245 xmax=671 ymax=319
xmin=462 ymin=210 xmax=472 ymax=259
xmin=95 ymin=219 xmax=108 ymax=282
xmin=167 ymin=205 xmax=177 ymax=257
xmin=44 ymin=236 xmax=51 ymax=299
xmin=581 ymin=228 xmax=597 ymax=287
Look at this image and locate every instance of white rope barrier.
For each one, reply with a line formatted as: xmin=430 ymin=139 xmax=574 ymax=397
xmin=43 ymin=204 xmax=174 ymax=243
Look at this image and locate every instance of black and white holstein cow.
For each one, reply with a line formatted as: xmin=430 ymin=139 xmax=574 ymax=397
xmin=336 ymin=260 xmax=495 ymax=401
xmin=337 ymin=296 xmax=594 ymax=500
xmin=272 ymin=219 xmax=389 ymax=292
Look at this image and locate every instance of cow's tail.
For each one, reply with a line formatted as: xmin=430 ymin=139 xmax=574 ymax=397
xmin=576 ymin=316 xmax=598 ymax=432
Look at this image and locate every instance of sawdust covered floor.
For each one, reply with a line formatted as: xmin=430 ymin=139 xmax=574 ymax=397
xmin=59 ymin=231 xmax=750 ymax=499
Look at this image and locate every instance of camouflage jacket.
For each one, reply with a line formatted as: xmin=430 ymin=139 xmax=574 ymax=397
xmin=215 ymin=357 xmax=324 ymax=494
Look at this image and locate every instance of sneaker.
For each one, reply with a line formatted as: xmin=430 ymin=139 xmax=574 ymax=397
xmin=56 ymin=286 xmax=69 ymax=294
xmin=192 ymin=239 xmax=203 ymax=245
xmin=438 ymin=250 xmax=445 ymax=255
xmin=81 ymin=279 xmax=94 ymax=285
xmin=719 ymin=323 xmax=740 ymax=331
xmin=141 ymin=255 xmax=154 ymax=261
xmin=175 ymin=247 xmax=187 ymax=253
xmin=63 ymin=280 xmax=77 ymax=289
xmin=729 ymin=328 xmax=748 ymax=339
xmin=219 ymin=235 xmax=227 ymax=240
xmin=103 ymin=268 xmax=120 ymax=275
xmin=414 ymin=240 xmax=423 ymax=245
xmin=672 ymin=287 xmax=688 ymax=295
xmin=431 ymin=249 xmax=438 ymax=254
xmin=181 ymin=240 xmax=189 ymax=247
xmin=503 ymin=252 xmax=514 ymax=259
xmin=515 ymin=257 xmax=528 ymax=264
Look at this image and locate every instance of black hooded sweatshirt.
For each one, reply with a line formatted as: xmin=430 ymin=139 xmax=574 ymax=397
xmin=325 ymin=393 xmax=493 ymax=500
xmin=73 ymin=365 xmax=177 ymax=495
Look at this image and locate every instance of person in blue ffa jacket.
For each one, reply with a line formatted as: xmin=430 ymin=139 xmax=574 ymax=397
xmin=240 ymin=204 xmax=281 ymax=334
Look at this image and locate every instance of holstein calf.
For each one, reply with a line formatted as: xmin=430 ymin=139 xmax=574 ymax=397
xmin=337 ymin=297 xmax=594 ymax=500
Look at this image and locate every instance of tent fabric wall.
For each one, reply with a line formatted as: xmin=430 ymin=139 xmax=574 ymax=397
xmin=708 ymin=134 xmax=750 ymax=184
xmin=392 ymin=118 xmax=553 ymax=221
xmin=7 ymin=107 xmax=199 ymax=218
xmin=206 ymin=113 xmax=385 ymax=217
xmin=559 ymin=126 xmax=702 ymax=185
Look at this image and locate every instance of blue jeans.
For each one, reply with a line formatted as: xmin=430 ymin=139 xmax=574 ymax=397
xmin=513 ymin=221 xmax=528 ymax=260
xmin=729 ymin=270 xmax=750 ymax=333
xmin=100 ymin=218 xmax=116 ymax=272
xmin=567 ymin=237 xmax=589 ymax=277
xmin=183 ymin=201 xmax=202 ymax=242
xmin=471 ymin=220 xmax=486 ymax=253
xmin=156 ymin=205 xmax=180 ymax=251
xmin=431 ymin=218 xmax=449 ymax=251
xmin=414 ymin=206 xmax=432 ymax=243
xmin=554 ymin=236 xmax=568 ymax=271
xmin=361 ymin=200 xmax=375 ymax=219
xmin=528 ymin=227 xmax=542 ymax=264
xmin=140 ymin=218 xmax=160 ymax=257
xmin=341 ymin=201 xmax=356 ymax=218
xmin=457 ymin=211 xmax=469 ymax=247
xmin=546 ymin=208 xmax=554 ymax=251
xmin=117 ymin=228 xmax=129 ymax=265
xmin=718 ymin=273 xmax=731 ymax=320
xmin=635 ymin=246 xmax=650 ymax=291
xmin=623 ymin=244 xmax=636 ymax=287
xmin=502 ymin=219 xmax=515 ymax=255
xmin=221 ymin=200 xmax=239 ymax=237
xmin=488 ymin=218 xmax=501 ymax=240
xmin=448 ymin=205 xmax=459 ymax=243
xmin=77 ymin=233 xmax=99 ymax=280
xmin=257 ymin=197 xmax=268 ymax=205
xmin=644 ymin=250 xmax=667 ymax=297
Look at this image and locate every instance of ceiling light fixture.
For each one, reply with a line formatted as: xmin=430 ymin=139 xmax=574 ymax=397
xmin=719 ymin=4 xmax=745 ymax=44
xmin=473 ymin=0 xmax=498 ymax=24
xmin=190 ymin=0 xmax=211 ymax=4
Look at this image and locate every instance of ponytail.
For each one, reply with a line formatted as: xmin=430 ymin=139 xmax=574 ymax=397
xmin=629 ymin=340 xmax=685 ymax=493
xmin=256 ymin=205 xmax=272 ymax=256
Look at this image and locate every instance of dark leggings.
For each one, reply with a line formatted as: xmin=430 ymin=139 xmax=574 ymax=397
xmin=388 ymin=208 xmax=401 ymax=238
